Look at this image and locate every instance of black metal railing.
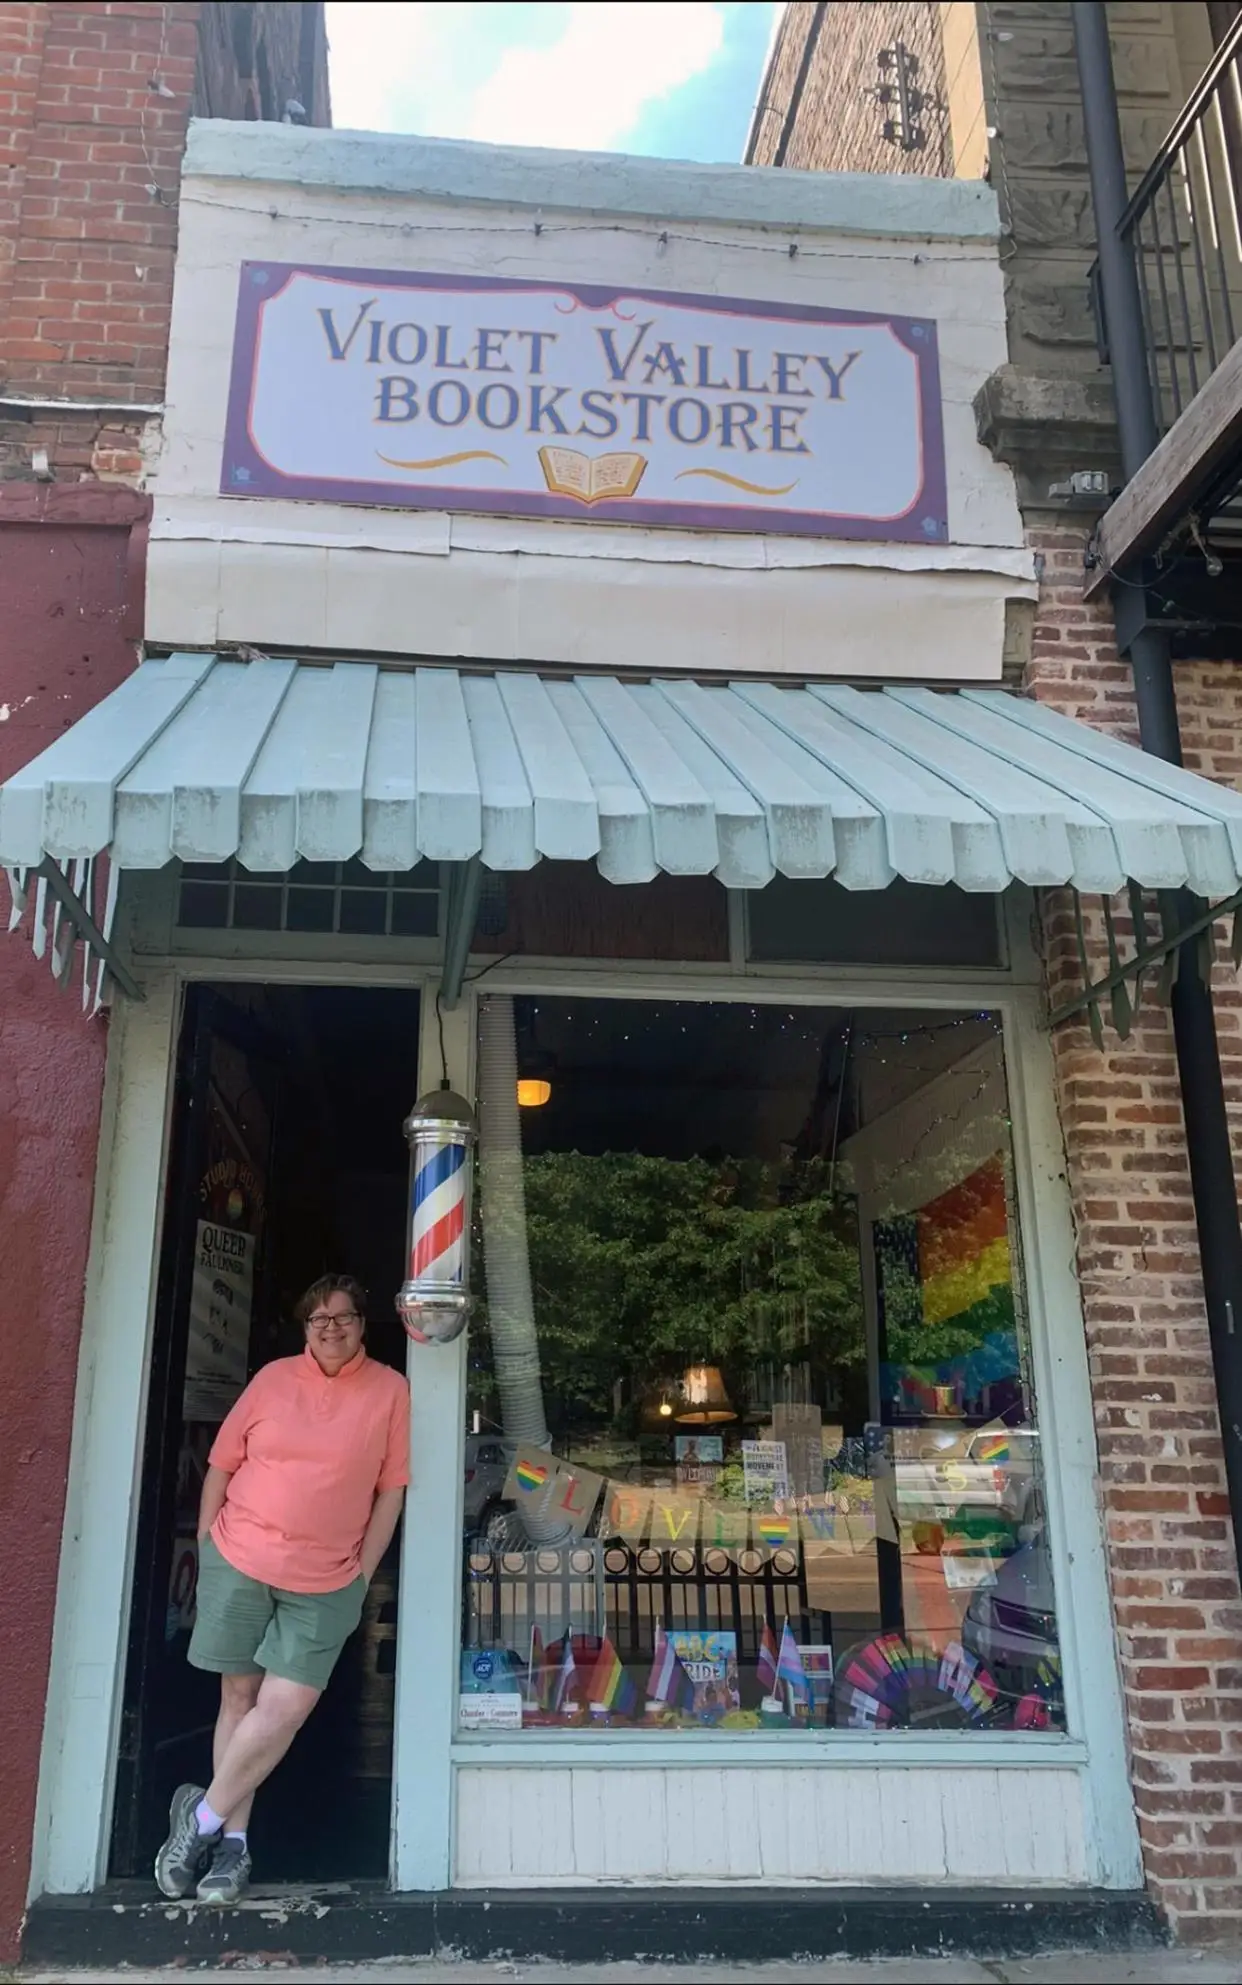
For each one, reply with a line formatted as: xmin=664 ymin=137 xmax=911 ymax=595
xmin=1096 ymin=13 xmax=1242 ymax=432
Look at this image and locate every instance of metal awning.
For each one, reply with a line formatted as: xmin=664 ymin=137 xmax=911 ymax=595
xmin=7 ymin=653 xmax=1242 ymax=1006
xmin=8 ymin=652 xmax=1242 ymax=893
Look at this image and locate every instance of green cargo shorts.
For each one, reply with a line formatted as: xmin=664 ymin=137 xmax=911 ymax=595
xmin=189 ymin=1534 xmax=366 ymax=1692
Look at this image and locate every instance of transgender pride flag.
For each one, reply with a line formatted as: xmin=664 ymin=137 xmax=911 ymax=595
xmin=646 ymin=1627 xmax=695 ymax=1711
xmin=777 ymin=1621 xmax=808 ymax=1709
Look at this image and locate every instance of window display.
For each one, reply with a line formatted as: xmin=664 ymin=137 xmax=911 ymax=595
xmin=459 ymin=995 xmax=1062 ymax=1738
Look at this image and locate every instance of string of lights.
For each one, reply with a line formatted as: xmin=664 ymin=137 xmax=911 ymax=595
xmin=178 ymin=192 xmax=1000 ymax=269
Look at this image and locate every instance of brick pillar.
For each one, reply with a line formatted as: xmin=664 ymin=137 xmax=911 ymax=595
xmin=1029 ymin=523 xmax=1242 ymax=1943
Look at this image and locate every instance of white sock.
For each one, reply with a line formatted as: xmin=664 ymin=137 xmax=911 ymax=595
xmin=225 ymin=1829 xmax=247 ymax=1847
xmin=195 ymin=1798 xmax=225 ymax=1835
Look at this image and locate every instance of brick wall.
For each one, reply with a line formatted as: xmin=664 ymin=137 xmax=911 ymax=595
xmin=749 ymin=0 xmax=951 ymax=176
xmin=0 ymin=1 xmax=202 ymax=483
xmin=0 ymin=1 xmax=328 ymax=484
xmin=0 ymin=5 xmax=327 ymax=1957
xmin=1030 ymin=523 xmax=1242 ymax=1944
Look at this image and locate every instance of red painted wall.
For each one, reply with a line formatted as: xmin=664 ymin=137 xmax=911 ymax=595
xmin=0 ymin=488 xmax=147 ymax=1957
xmin=0 ymin=2 xmax=327 ymax=1951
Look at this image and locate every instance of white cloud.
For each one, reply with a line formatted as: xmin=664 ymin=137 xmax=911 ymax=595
xmin=325 ymin=3 xmax=442 ymax=134
xmin=465 ymin=4 xmax=725 ymax=149
xmin=325 ymin=3 xmax=727 ymax=151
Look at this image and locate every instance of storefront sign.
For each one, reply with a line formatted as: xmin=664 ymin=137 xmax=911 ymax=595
xmin=184 ymin=1220 xmax=253 ymax=1422
xmin=222 ymin=264 xmax=947 ymax=543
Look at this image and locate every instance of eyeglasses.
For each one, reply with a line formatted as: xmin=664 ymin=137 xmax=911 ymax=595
xmin=307 ymin=1311 xmax=362 ymax=1332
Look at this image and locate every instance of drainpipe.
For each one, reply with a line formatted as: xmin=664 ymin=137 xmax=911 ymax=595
xmin=1074 ymin=2 xmax=1242 ymax=1588
xmin=771 ymin=2 xmax=828 ymax=168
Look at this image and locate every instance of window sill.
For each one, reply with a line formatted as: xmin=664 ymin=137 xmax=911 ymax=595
xmin=450 ymin=1731 xmax=1089 ymax=1769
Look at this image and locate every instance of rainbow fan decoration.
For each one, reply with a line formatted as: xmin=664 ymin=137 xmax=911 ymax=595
xmin=835 ymin=1632 xmax=998 ymax=1730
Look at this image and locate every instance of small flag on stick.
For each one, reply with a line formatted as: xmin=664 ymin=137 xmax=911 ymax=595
xmin=553 ymin=1631 xmax=578 ymax=1711
xmin=777 ymin=1619 xmax=808 ymax=1712
xmin=588 ymin=1634 xmax=639 ymax=1717
xmin=757 ymin=1619 xmax=780 ymax=1697
xmin=646 ymin=1627 xmax=696 ymax=1712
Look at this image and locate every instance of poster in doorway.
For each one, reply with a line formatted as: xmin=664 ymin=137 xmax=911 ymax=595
xmin=184 ymin=1219 xmax=254 ymax=1421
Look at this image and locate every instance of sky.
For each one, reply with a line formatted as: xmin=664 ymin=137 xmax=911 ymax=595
xmin=324 ymin=3 xmax=779 ymax=163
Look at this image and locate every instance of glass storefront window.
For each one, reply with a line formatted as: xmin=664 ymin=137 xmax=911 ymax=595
xmin=459 ymin=997 xmax=1062 ymax=1738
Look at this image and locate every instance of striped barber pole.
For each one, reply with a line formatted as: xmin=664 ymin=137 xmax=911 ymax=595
xmin=397 ymin=1086 xmax=477 ymax=1345
xmin=410 ymin=1137 xmax=467 ymax=1286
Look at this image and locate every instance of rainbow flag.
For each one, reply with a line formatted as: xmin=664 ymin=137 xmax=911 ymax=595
xmin=589 ymin=1635 xmax=639 ymax=1718
xmin=776 ymin=1620 xmax=808 ymax=1707
xmin=756 ymin=1619 xmax=780 ymax=1696
xmin=515 ymin=1457 xmax=550 ymax=1493
xmin=646 ymin=1628 xmax=695 ymax=1711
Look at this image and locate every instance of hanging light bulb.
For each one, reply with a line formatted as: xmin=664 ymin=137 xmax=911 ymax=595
xmin=517 ymin=1078 xmax=552 ymax=1107
xmin=658 ymin=1398 xmax=674 ymax=1418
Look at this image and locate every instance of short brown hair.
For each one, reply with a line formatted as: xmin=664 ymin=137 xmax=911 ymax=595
xmin=295 ymin=1273 xmax=368 ymax=1326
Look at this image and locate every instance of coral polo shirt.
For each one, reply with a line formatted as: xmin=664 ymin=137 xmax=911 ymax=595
xmin=208 ymin=1345 xmax=411 ymax=1593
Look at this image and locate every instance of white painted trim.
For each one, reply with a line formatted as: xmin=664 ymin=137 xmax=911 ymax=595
xmin=452 ymin=1734 xmax=1089 ymax=1769
xmin=30 ymin=975 xmax=181 ymax=1898
xmin=391 ymin=991 xmax=472 ymax=1891
xmin=1001 ymin=1001 xmax=1143 ymax=1888
xmin=182 ymin=121 xmax=1001 ymax=243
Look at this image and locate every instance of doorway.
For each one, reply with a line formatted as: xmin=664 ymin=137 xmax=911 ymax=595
xmin=110 ymin=981 xmax=420 ymax=1882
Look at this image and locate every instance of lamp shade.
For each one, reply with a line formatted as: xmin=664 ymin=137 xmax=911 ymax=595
xmin=675 ymin=1364 xmax=736 ymax=1425
xmin=517 ymin=1078 xmax=552 ymax=1107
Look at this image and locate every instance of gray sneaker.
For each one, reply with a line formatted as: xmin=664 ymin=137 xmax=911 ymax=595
xmin=154 ymin=1782 xmax=217 ymax=1899
xmin=196 ymin=1834 xmax=252 ymax=1904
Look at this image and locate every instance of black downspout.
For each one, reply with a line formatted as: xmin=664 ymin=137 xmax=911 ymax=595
xmin=772 ymin=2 xmax=828 ymax=168
xmin=1074 ymin=1 xmax=1242 ymax=1590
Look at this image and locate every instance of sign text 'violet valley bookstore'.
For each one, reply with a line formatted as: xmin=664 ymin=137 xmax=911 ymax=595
xmin=222 ymin=265 xmax=947 ymax=542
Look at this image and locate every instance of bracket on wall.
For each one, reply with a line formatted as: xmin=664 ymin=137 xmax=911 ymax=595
xmin=1048 ymin=883 xmax=1242 ymax=1044
xmin=2 ymin=855 xmax=139 ymax=1008
xmin=439 ymin=856 xmax=483 ymax=1011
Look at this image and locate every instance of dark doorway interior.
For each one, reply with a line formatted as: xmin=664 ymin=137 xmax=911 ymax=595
xmin=110 ymin=981 xmax=419 ymax=1883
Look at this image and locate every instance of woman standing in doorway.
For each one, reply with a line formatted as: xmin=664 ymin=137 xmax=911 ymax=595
xmin=155 ymin=1273 xmax=410 ymax=1904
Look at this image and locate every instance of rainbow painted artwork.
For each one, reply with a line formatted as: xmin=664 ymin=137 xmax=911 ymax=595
xmin=876 ymin=1153 xmax=1020 ymax=1417
xmin=972 ymin=1431 xmax=1010 ymax=1463
xmin=757 ymin=1514 xmax=793 ymax=1547
xmin=917 ymin=1155 xmax=1013 ymax=1337
xmin=515 ymin=1459 xmax=549 ymax=1493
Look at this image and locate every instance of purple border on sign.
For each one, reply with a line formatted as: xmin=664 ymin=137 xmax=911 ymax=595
xmin=220 ymin=262 xmax=949 ymax=544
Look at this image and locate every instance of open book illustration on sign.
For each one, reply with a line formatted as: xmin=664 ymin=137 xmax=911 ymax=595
xmin=538 ymin=446 xmax=647 ymax=505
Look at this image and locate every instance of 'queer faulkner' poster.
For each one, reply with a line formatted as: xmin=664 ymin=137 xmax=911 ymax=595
xmin=184 ymin=1221 xmax=253 ymax=1421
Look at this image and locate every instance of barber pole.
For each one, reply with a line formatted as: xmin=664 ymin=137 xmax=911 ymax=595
xmin=396 ymin=1086 xmax=477 ymax=1344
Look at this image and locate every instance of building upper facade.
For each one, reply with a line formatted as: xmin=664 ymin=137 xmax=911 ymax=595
xmin=149 ymin=121 xmax=1034 ymax=683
